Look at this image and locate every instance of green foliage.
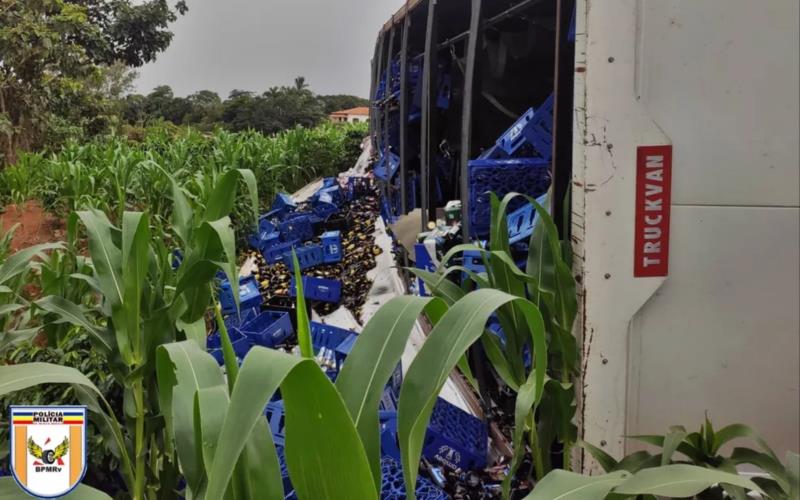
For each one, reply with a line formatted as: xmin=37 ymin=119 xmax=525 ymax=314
xmin=414 ymin=191 xmax=579 ymax=486
xmin=220 ymin=82 xmax=326 ymax=134
xmin=68 ymin=0 xmax=188 ymax=67
xmin=0 ymin=226 xmax=63 ymax=344
xmin=0 ymin=0 xmax=184 ymax=164
xmin=581 ymin=417 xmax=800 ymax=499
xmin=117 ymin=79 xmax=368 ymax=134
xmin=317 ymin=94 xmax=370 ymax=115
xmin=0 ymin=477 xmax=111 ymax=499
xmin=0 ymin=166 xmax=256 ymax=498
xmin=0 ymin=332 xmax=123 ymax=493
xmin=151 ymin=283 xmax=549 ymax=499
xmin=523 ymin=464 xmax=764 ymax=499
xmin=0 ymin=123 xmax=366 ymax=245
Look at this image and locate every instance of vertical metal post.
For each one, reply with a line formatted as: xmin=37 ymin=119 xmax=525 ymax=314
xmin=421 ymin=0 xmax=439 ymax=230
xmin=384 ymin=22 xmax=396 ymax=160
xmin=399 ymin=7 xmax=411 ymax=215
xmin=374 ymin=31 xmax=387 ymax=154
xmin=551 ymin=0 xmax=576 ymax=232
xmin=369 ymin=40 xmax=379 ymax=151
xmin=459 ymin=0 xmax=484 ymax=241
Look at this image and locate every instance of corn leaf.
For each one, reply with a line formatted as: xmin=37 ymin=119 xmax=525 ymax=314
xmin=613 ymin=464 xmax=764 ymax=496
xmin=34 ymin=295 xmax=112 ymax=353
xmin=0 ymin=363 xmax=132 ymax=485
xmin=0 ymin=242 xmax=62 ymax=284
xmin=713 ymin=423 xmax=778 ymax=461
xmin=156 ymin=341 xmax=227 ymax=494
xmin=0 ymin=477 xmax=111 ymax=499
xmin=121 ymin=212 xmax=150 ymax=360
xmin=522 ymin=470 xmax=630 ymax=499
xmin=291 ymin=250 xmax=313 ymax=359
xmin=337 ymin=295 xmax=447 ymax=490
xmin=204 ymin=347 xmax=377 ymax=500
xmin=398 ymin=289 xmax=547 ymax=499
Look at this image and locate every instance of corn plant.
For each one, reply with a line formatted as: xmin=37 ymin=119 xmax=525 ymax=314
xmin=152 ymin=246 xmax=548 ymax=500
xmin=0 ymin=225 xmax=62 ymax=348
xmin=522 ymin=462 xmax=768 ymax=499
xmin=0 ymin=169 xmax=257 ymax=499
xmin=413 ymin=191 xmax=578 ymax=489
xmin=581 ymin=417 xmax=800 ymax=500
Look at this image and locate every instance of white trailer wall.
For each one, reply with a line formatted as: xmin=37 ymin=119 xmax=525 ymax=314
xmin=573 ymin=0 xmax=799 ymax=470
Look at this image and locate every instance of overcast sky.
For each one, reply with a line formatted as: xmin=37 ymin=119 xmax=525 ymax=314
xmin=135 ymin=0 xmax=404 ymax=99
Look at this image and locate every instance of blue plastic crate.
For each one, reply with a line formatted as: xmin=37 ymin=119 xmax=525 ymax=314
xmin=171 ymin=249 xmax=183 ymax=270
xmin=414 ymin=243 xmax=436 ymax=296
xmin=468 ymin=157 xmax=551 ymax=238
xmin=220 ymin=307 xmax=259 ymax=332
xmin=283 ymin=245 xmax=324 ymax=271
xmin=219 ymin=276 xmax=263 ymax=315
xmin=239 ymin=310 xmax=294 ymax=348
xmin=422 ymin=398 xmax=488 ymax=471
xmin=374 ymin=152 xmax=400 ymax=181
xmin=275 ymin=445 xmax=295 ymax=500
xmin=272 ymin=192 xmax=297 ymax=214
xmin=264 ymin=239 xmax=300 ymax=264
xmin=507 ymin=193 xmax=548 ymax=245
xmin=312 ymin=201 xmax=338 ymax=220
xmin=249 ymin=229 xmax=280 ymax=253
xmin=528 ymin=94 xmax=555 ymax=160
xmin=380 ymin=412 xmax=402 ymax=461
xmin=258 ymin=216 xmax=277 ymax=234
xmin=381 ymin=457 xmax=448 ymax=500
xmin=290 ymin=276 xmax=341 ymax=303
xmin=315 ymin=185 xmax=344 ymax=207
xmin=265 ymin=400 xmax=287 ymax=445
xmin=310 ymin=321 xmax=354 ymax=352
xmin=321 ymin=231 xmax=342 ymax=263
xmin=486 ymin=317 xmax=531 ymax=368
xmin=463 ymin=250 xmax=486 ymax=274
xmin=206 ymin=328 xmax=252 ymax=365
xmin=279 ymin=216 xmax=314 ymax=243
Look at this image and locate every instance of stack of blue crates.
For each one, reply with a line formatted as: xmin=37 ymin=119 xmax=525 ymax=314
xmin=468 ymin=94 xmax=555 ymax=238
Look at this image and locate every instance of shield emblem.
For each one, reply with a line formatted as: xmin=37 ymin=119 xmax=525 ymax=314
xmin=9 ymin=406 xmax=87 ymax=498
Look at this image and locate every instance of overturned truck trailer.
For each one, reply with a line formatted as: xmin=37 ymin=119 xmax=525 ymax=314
xmin=370 ymin=0 xmax=799 ymax=471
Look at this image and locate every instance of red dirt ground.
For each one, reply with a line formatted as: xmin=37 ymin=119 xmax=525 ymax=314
xmin=0 ymin=201 xmax=65 ymax=252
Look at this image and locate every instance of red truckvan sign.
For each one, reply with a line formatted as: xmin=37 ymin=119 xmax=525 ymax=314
xmin=634 ymin=145 xmax=672 ymax=277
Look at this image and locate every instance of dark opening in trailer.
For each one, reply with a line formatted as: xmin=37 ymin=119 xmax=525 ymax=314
xmin=370 ymin=0 xmax=576 ymax=239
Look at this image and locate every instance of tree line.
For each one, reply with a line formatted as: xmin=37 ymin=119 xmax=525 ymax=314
xmin=120 ymin=78 xmax=368 ymax=135
xmin=0 ymin=0 xmax=367 ymax=166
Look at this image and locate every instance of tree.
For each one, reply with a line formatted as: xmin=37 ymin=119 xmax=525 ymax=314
xmin=184 ymin=90 xmax=223 ymax=126
xmin=294 ymin=76 xmax=308 ymax=90
xmin=67 ymin=0 xmax=188 ymax=67
xmin=0 ymin=0 xmax=186 ymax=164
xmin=0 ymin=0 xmax=93 ymax=163
xmin=317 ymin=94 xmax=370 ymax=115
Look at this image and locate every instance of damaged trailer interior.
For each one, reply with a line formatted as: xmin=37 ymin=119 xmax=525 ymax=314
xmin=370 ymin=0 xmax=575 ymax=238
